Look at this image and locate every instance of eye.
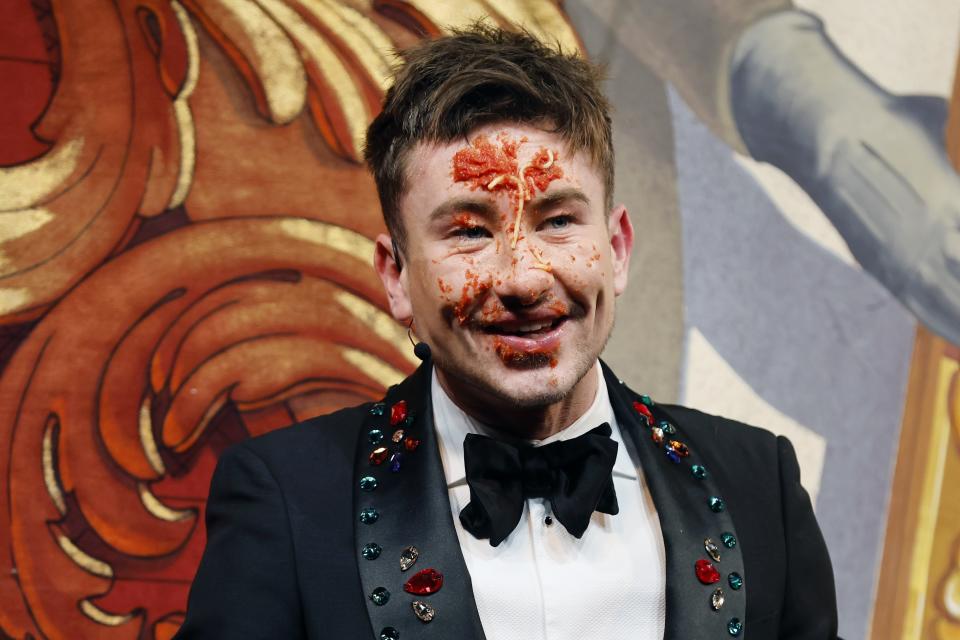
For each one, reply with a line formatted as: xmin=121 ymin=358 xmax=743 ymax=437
xmin=452 ymin=225 xmax=491 ymax=240
xmin=542 ymin=214 xmax=574 ymax=230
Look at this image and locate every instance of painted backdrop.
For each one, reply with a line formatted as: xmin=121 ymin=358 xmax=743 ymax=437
xmin=2 ymin=1 xmax=959 ymax=638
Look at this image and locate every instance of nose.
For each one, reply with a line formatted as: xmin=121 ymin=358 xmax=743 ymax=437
xmin=491 ymin=245 xmax=554 ymax=308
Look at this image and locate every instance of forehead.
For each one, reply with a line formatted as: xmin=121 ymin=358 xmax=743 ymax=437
xmin=400 ymin=123 xmax=603 ymax=210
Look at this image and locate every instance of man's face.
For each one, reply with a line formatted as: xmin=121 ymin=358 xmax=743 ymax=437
xmin=375 ymin=123 xmax=633 ymax=408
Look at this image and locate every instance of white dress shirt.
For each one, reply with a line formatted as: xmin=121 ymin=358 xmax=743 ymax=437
xmin=432 ymin=363 xmax=666 ymax=640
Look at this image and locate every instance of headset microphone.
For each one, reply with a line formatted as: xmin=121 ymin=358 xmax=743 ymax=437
xmin=407 ymin=321 xmax=431 ymax=361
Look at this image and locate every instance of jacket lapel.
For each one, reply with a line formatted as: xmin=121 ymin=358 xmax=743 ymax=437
xmin=353 ymin=362 xmax=486 ymax=640
xmin=602 ymin=362 xmax=747 ymax=639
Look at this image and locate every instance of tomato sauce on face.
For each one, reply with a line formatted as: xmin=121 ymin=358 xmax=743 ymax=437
xmin=492 ymin=336 xmax=558 ymax=368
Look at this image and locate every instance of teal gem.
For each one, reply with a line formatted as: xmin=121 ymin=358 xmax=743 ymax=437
xmin=380 ymin=627 xmax=399 ymax=640
xmin=728 ymin=572 xmax=743 ymax=590
xmin=369 ymin=587 xmax=390 ymax=606
xmin=640 ymin=394 xmax=653 ymax=406
xmin=368 ymin=429 xmax=384 ymax=444
xmin=658 ymin=420 xmax=676 ymax=435
xmin=359 ymin=508 xmax=379 ymax=524
xmin=359 ymin=476 xmax=378 ymax=492
xmin=402 ymin=414 xmax=415 ymax=429
xmin=721 ymin=532 xmax=737 ymax=548
xmin=362 ymin=542 xmax=382 ymax=560
xmin=709 ymin=496 xmax=725 ymax=512
xmin=727 ymin=618 xmax=742 ymax=636
xmin=370 ymin=402 xmax=386 ymax=416
xmin=691 ymin=464 xmax=707 ymax=479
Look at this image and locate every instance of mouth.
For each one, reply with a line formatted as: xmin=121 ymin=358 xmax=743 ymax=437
xmin=476 ymin=316 xmax=569 ymax=366
xmin=480 ymin=316 xmax=567 ymax=338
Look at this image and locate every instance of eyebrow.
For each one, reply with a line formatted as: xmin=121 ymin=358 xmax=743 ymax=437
xmin=428 ymin=188 xmax=591 ymax=225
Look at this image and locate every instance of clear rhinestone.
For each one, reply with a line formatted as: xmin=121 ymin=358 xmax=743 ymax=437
xmin=411 ymin=600 xmax=436 ymax=623
xmin=711 ymin=587 xmax=725 ymax=611
xmin=400 ymin=545 xmax=419 ymax=571
xmin=704 ymin=538 xmax=721 ymax=562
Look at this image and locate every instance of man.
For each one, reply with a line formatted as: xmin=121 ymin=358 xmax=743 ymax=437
xmin=177 ymin=26 xmax=839 ymax=639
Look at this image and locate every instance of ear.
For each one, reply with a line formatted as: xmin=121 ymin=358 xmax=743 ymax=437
xmin=608 ymin=204 xmax=634 ymax=296
xmin=374 ymin=234 xmax=413 ymax=322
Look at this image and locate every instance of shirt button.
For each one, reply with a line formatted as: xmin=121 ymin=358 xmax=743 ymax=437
xmin=544 ymin=515 xmax=554 ymax=526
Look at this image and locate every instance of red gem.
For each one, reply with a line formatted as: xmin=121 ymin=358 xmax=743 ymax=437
xmin=695 ymin=559 xmax=720 ymax=584
xmin=403 ymin=568 xmax=443 ymax=595
xmin=668 ymin=440 xmax=690 ymax=457
xmin=633 ymin=401 xmax=654 ymax=426
xmin=391 ymin=400 xmax=408 ymax=426
xmin=404 ymin=436 xmax=421 ymax=452
xmin=369 ymin=446 xmax=389 ymax=465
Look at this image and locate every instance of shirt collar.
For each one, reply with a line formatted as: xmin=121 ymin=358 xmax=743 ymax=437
xmin=432 ymin=362 xmax=638 ymax=489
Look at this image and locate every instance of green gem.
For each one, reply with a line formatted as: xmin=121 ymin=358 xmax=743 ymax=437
xmin=658 ymin=420 xmax=676 ymax=435
xmin=359 ymin=508 xmax=379 ymax=524
xmin=640 ymin=394 xmax=653 ymax=406
xmin=370 ymin=403 xmax=386 ymax=416
xmin=359 ymin=476 xmax=378 ymax=492
xmin=721 ymin=532 xmax=737 ymax=548
xmin=362 ymin=542 xmax=382 ymax=560
xmin=368 ymin=429 xmax=384 ymax=444
xmin=369 ymin=587 xmax=390 ymax=606
xmin=727 ymin=618 xmax=742 ymax=636
xmin=402 ymin=414 xmax=415 ymax=429
xmin=380 ymin=627 xmax=399 ymax=640
xmin=691 ymin=465 xmax=707 ymax=480
xmin=728 ymin=572 xmax=743 ymax=590
xmin=709 ymin=496 xmax=725 ymax=512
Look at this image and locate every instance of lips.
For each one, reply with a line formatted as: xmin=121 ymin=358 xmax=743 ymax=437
xmin=479 ymin=316 xmax=568 ymax=354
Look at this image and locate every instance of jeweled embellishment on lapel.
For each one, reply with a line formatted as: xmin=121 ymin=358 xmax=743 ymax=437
xmin=389 ymin=452 xmax=403 ymax=472
xmin=695 ymin=559 xmax=721 ymax=584
xmin=704 ymin=538 xmax=721 ymax=562
xmin=380 ymin=626 xmax=400 ymax=640
xmin=390 ymin=400 xmax=408 ymax=426
xmin=370 ymin=402 xmax=386 ymax=416
xmin=392 ymin=429 xmax=405 ymax=443
xmin=632 ymin=401 xmax=654 ymax=426
xmin=666 ymin=440 xmax=689 ymax=457
xmin=639 ymin=394 xmax=654 ymax=406
xmin=412 ymin=600 xmax=436 ymax=623
xmin=708 ymin=496 xmax=725 ymax=512
xmin=711 ymin=587 xmax=725 ymax=611
xmin=404 ymin=568 xmax=443 ymax=595
xmin=658 ymin=420 xmax=676 ymax=435
xmin=727 ymin=618 xmax=743 ymax=636
xmin=362 ymin=542 xmax=382 ymax=560
xmin=360 ymin=476 xmax=378 ymax=492
xmin=691 ymin=464 xmax=708 ymax=479
xmin=370 ymin=447 xmax=389 ymax=465
xmin=400 ymin=546 xmax=419 ymax=571
xmin=403 ymin=436 xmax=421 ymax=452
xmin=369 ymin=587 xmax=390 ymax=605
xmin=359 ymin=508 xmax=379 ymax=524
xmin=651 ymin=426 xmax=665 ymax=444
xmin=369 ymin=429 xmax=385 ymax=445
xmin=728 ymin=572 xmax=743 ymax=590
xmin=721 ymin=532 xmax=737 ymax=548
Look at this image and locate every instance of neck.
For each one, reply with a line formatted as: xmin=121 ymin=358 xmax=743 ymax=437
xmin=435 ymin=364 xmax=599 ymax=441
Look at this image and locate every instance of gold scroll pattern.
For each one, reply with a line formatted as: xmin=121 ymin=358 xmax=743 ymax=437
xmin=0 ymin=1 xmax=579 ymax=639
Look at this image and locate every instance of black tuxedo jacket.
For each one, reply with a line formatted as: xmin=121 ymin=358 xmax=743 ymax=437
xmin=176 ymin=361 xmax=839 ymax=639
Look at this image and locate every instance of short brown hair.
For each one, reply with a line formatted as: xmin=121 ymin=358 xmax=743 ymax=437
xmin=364 ymin=24 xmax=613 ymax=255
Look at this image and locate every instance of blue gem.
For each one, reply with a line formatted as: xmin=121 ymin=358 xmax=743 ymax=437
xmin=359 ymin=508 xmax=379 ymax=524
xmin=370 ymin=402 xmax=386 ymax=416
xmin=721 ymin=532 xmax=737 ymax=548
xmin=359 ymin=476 xmax=378 ymax=492
xmin=402 ymin=414 xmax=415 ymax=429
xmin=390 ymin=452 xmax=403 ymax=473
xmin=727 ymin=618 xmax=742 ymax=636
xmin=380 ymin=627 xmax=400 ymax=640
xmin=640 ymin=394 xmax=653 ymax=406
xmin=369 ymin=587 xmax=390 ymax=605
xmin=709 ymin=496 xmax=725 ymax=512
xmin=368 ymin=429 xmax=384 ymax=444
xmin=665 ymin=446 xmax=682 ymax=463
xmin=728 ymin=572 xmax=743 ymax=590
xmin=658 ymin=420 xmax=676 ymax=435
xmin=691 ymin=464 xmax=707 ymax=479
xmin=362 ymin=542 xmax=382 ymax=560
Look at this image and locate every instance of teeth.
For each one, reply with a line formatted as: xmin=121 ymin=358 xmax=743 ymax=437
xmin=488 ymin=320 xmax=555 ymax=334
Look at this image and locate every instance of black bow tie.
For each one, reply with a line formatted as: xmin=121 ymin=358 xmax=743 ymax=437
xmin=459 ymin=423 xmax=620 ymax=546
